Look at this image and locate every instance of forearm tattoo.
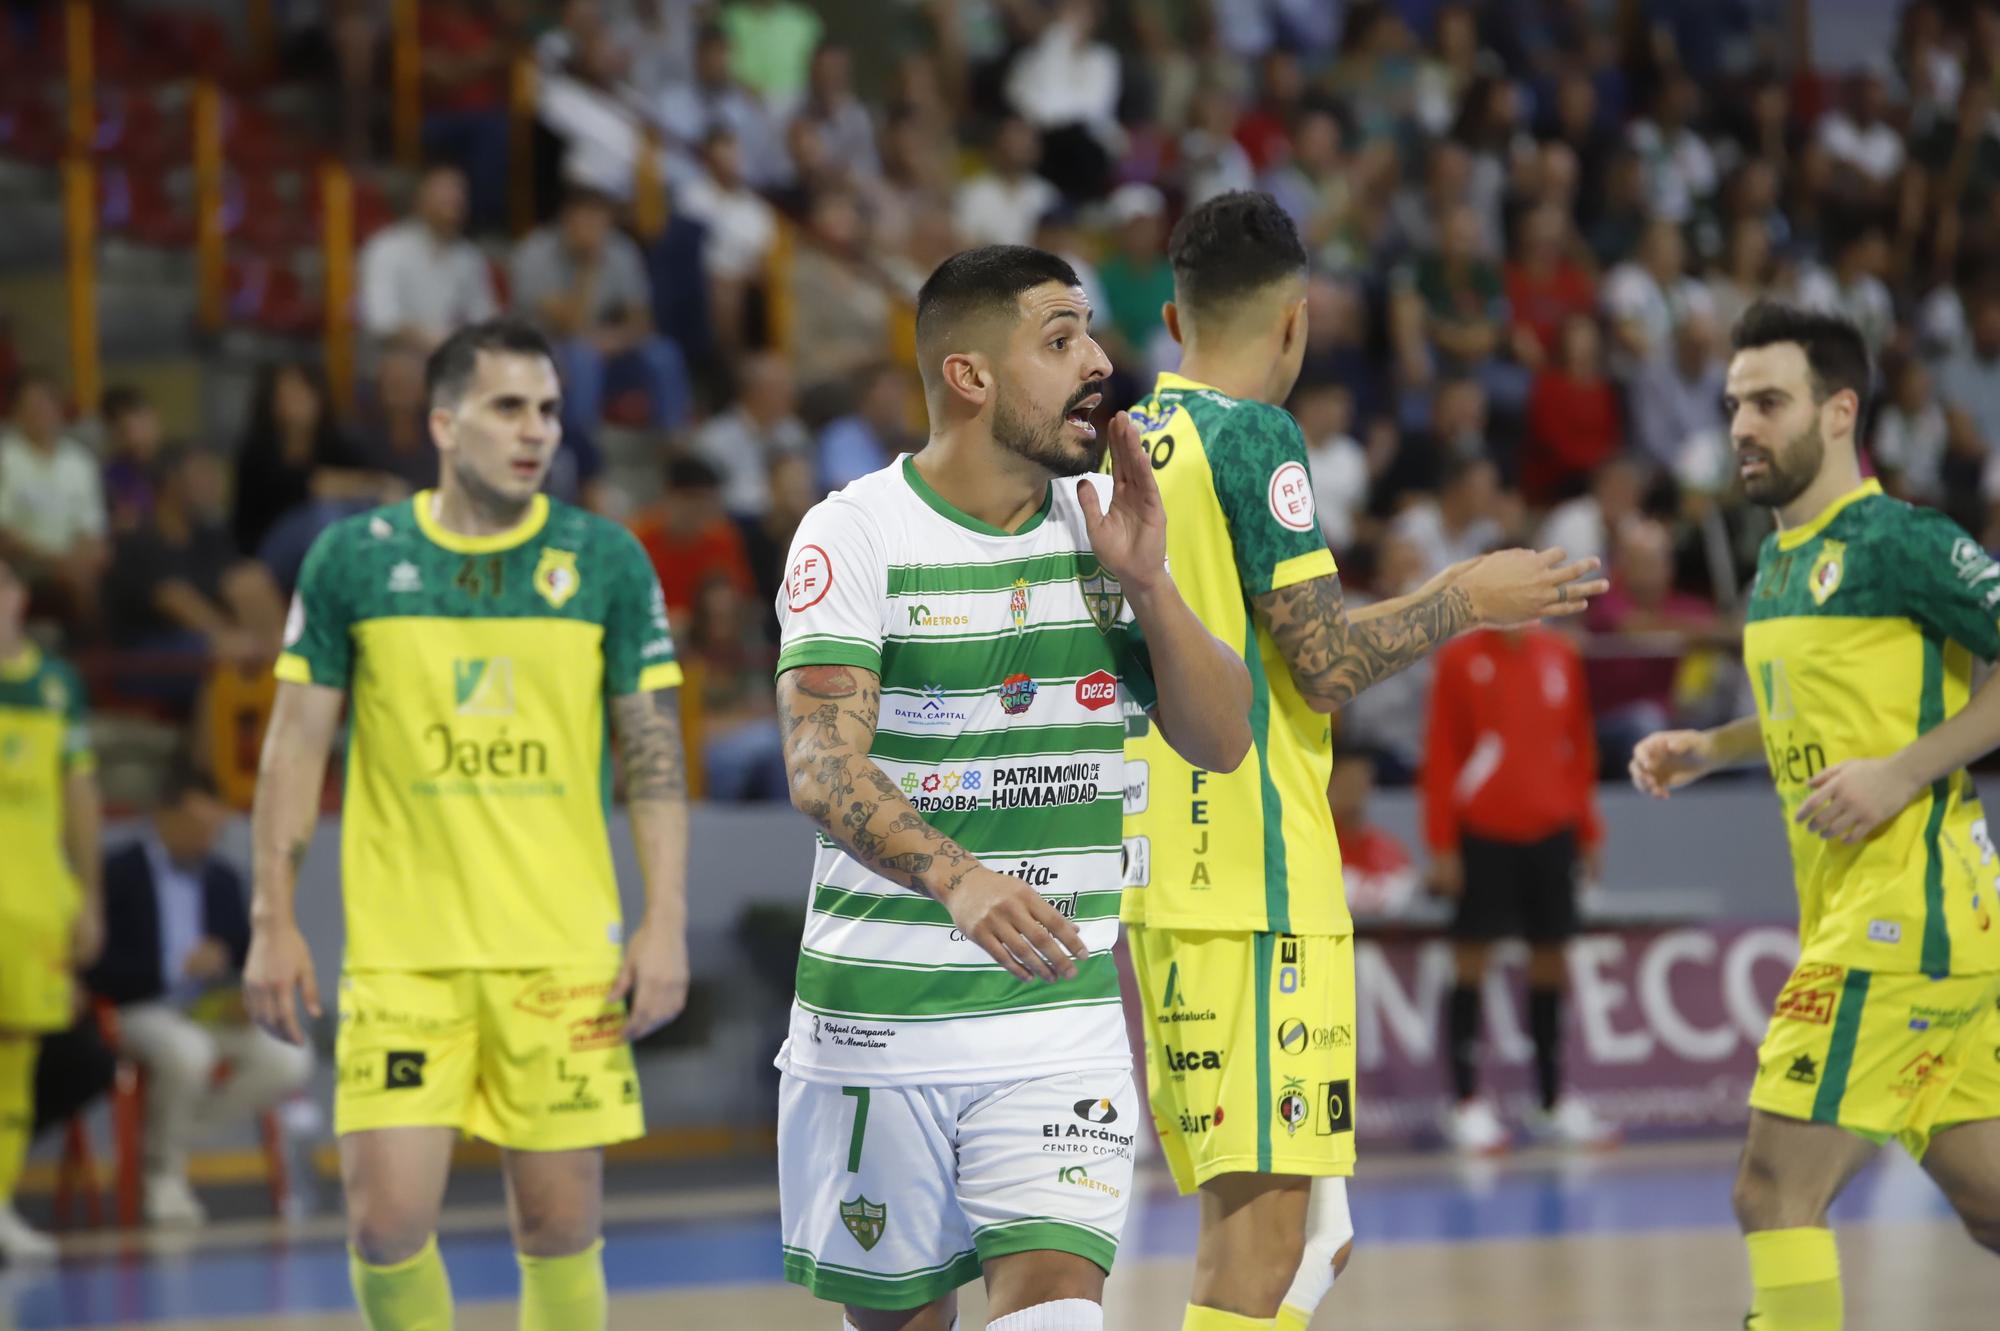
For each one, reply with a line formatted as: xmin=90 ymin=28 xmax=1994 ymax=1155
xmin=611 ymin=688 xmax=690 ymax=801
xmin=779 ymin=665 xmax=979 ymax=897
xmin=1256 ymin=576 xmax=1474 ymax=707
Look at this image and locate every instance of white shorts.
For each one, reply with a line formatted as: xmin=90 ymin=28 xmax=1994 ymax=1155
xmin=778 ymin=1068 xmax=1139 ymax=1311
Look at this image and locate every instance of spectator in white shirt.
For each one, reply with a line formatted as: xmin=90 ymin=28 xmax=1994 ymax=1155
xmin=954 ymin=116 xmax=1060 ymax=248
xmin=1818 ymin=69 xmax=1906 ymax=195
xmin=797 ymin=41 xmax=877 ymax=178
xmin=536 ymin=25 xmax=683 ymax=204
xmin=1392 ymin=454 xmax=1505 ymax=581
xmin=1180 ymin=86 xmax=1257 ymax=205
xmin=1295 ymin=383 xmax=1370 ymax=552
xmin=692 ymin=352 xmax=811 ymax=519
xmin=356 ymin=165 xmax=498 ymax=353
xmin=1632 ymin=312 xmax=1728 ymax=476
xmin=1627 ymin=73 xmax=1717 ymax=225
xmin=655 ymin=23 xmax=789 ymax=190
xmin=0 ymin=373 xmax=110 ymax=625
xmin=1003 ymin=0 xmax=1122 ymax=200
xmin=679 ymin=128 xmax=778 ymax=355
xmin=1538 ymin=455 xmax=1648 ymax=572
xmin=1873 ymin=355 xmax=1950 ymax=505
xmin=1603 ymin=217 xmax=1714 ymax=372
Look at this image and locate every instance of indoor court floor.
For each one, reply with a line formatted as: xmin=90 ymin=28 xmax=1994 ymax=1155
xmin=5 ymin=1139 xmax=1993 ymax=1330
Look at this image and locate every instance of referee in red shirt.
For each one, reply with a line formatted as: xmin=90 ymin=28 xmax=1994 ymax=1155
xmin=1422 ymin=623 xmax=1616 ymax=1155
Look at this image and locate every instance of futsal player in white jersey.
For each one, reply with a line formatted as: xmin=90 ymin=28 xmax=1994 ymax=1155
xmin=772 ymin=246 xmax=1253 ymax=1330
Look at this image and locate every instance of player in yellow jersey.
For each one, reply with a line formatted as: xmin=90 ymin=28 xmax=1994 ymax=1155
xmin=0 ymin=553 xmax=102 ymax=1262
xmin=1123 ymin=192 xmax=1607 ymax=1331
xmin=1633 ymin=302 xmax=2000 ymax=1330
xmin=243 ymin=321 xmax=691 ymax=1331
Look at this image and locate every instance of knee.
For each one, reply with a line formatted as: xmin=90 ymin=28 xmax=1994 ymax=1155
xmin=1733 ymin=1151 xmax=1823 ymax=1233
xmin=348 ymin=1199 xmax=435 ymax=1267
xmin=512 ymin=1189 xmax=599 ymax=1258
xmin=1332 ymin=1239 xmax=1355 ymax=1276
xmin=146 ymin=1026 xmax=219 ymax=1092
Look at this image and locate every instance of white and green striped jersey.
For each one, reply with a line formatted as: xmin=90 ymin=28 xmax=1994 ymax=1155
xmin=773 ymin=456 xmax=1158 ymax=1086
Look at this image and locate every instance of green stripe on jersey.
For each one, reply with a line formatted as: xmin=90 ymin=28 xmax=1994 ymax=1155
xmin=886 ymin=553 xmax=1101 ymax=596
xmin=811 ymin=884 xmax=1124 ymax=926
xmin=795 ymin=951 xmax=1121 ymax=1019
xmin=924 ymin=797 xmax=1122 ymax=854
xmin=879 ymin=625 xmax=1131 ymax=688
xmin=872 ymin=723 xmax=1125 ymax=762
xmin=1917 ymin=633 xmax=1952 ymax=976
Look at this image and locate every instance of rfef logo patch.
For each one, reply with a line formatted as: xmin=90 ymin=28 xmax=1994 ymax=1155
xmin=1268 ymin=461 xmax=1316 ymax=532
xmin=786 ymin=544 xmax=833 ymax=611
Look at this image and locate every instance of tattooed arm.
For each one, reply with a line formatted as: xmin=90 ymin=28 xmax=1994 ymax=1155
xmin=1254 ymin=548 xmax=1609 ymax=713
xmin=245 ymin=680 xmax=345 ymax=1045
xmin=609 ymin=688 xmax=692 ymax=1037
xmin=778 ymin=664 xmax=1089 ymax=982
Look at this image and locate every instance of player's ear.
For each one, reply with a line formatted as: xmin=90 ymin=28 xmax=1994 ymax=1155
xmin=1283 ymin=296 xmax=1308 ymax=353
xmin=1162 ymin=301 xmax=1184 ymax=347
xmin=426 ymin=406 xmax=456 ymax=455
xmin=1823 ymin=386 xmax=1859 ymax=438
xmin=941 ymin=351 xmax=991 ymax=410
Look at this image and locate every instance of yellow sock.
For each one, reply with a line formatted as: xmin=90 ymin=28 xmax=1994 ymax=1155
xmin=350 ymin=1235 xmax=454 ymax=1331
xmin=1745 ymin=1227 xmax=1842 ymax=1330
xmin=518 ymin=1239 xmax=606 ymax=1331
xmin=0 ymin=1038 xmax=35 ymax=1203
xmin=1182 ymin=1308 xmax=1278 ymax=1330
xmin=1275 ymin=1308 xmax=1312 ymax=1331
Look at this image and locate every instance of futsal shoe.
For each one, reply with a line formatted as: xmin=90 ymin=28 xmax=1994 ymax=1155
xmin=1446 ymin=1097 xmax=1512 ymax=1156
xmin=1529 ymin=1096 xmax=1622 ymax=1150
xmin=0 ymin=1204 xmax=56 ymax=1262
xmin=143 ymin=1174 xmax=208 ymax=1227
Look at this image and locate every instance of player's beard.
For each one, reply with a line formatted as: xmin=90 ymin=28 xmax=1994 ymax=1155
xmin=1740 ymin=417 xmax=1824 ymax=509
xmin=992 ymin=381 xmax=1099 ymax=478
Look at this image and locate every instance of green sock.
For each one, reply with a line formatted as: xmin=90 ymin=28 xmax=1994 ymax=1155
xmin=1745 ymin=1227 xmax=1842 ymax=1330
xmin=1182 ymin=1308 xmax=1278 ymax=1330
xmin=350 ymin=1234 xmax=454 ymax=1331
xmin=518 ymin=1239 xmax=607 ymax=1331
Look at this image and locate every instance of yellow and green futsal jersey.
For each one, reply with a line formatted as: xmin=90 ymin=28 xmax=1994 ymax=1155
xmin=0 ymin=644 xmax=92 ymax=1031
xmin=277 ymin=492 xmax=681 ymax=972
xmin=1119 ymin=373 xmax=1346 ymax=935
xmin=1744 ymin=479 xmax=2000 ymax=977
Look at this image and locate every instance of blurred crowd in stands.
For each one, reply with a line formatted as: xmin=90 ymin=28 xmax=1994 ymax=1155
xmin=10 ymin=0 xmax=2000 ymax=800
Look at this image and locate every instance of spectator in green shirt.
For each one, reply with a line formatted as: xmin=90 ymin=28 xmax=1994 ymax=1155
xmin=720 ymin=0 xmax=821 ymax=109
xmin=1097 ymin=183 xmax=1176 ymax=373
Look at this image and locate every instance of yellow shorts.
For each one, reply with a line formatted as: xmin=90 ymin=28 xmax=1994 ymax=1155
xmin=334 ymin=967 xmax=644 ymax=1151
xmin=1749 ymin=960 xmax=2000 ymax=1156
xmin=0 ymin=907 xmax=76 ymax=1034
xmin=1129 ymin=926 xmax=1356 ymax=1195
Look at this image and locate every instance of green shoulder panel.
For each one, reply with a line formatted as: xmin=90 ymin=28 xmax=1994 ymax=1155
xmin=1177 ymin=392 xmax=1329 ymax=596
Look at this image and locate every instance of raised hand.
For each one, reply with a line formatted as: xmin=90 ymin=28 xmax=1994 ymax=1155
xmin=1456 ymin=547 xmax=1609 ymax=627
xmin=1077 ymin=411 xmax=1167 ymax=594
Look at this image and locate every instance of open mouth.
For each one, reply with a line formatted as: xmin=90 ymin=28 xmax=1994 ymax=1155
xmin=1064 ymin=394 xmax=1102 ymax=439
xmin=1739 ymin=452 xmax=1769 ymax=479
xmin=510 ymin=458 xmax=543 ymax=480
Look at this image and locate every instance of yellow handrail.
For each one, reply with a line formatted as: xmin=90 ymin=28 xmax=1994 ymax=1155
xmin=390 ymin=0 xmax=421 ymax=170
xmin=321 ymin=161 xmax=356 ymax=412
xmin=633 ymin=126 xmax=668 ymax=242
xmin=65 ymin=0 xmax=93 ymax=156
xmin=764 ymin=218 xmax=795 ymax=356
xmin=62 ymin=157 xmax=100 ymax=415
xmin=508 ymin=54 xmax=538 ymax=237
xmin=193 ymin=82 xmax=225 ymax=331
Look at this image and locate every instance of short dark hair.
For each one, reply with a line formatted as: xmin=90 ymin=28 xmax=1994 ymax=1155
xmin=914 ymin=245 xmax=1080 ymax=377
xmin=101 ymin=384 xmax=148 ymax=424
xmin=1730 ymin=299 xmax=1872 ymax=407
xmin=158 ymin=757 xmax=220 ymax=809
xmin=561 ymin=185 xmax=617 ymax=214
xmin=665 ymin=456 xmax=721 ymax=492
xmin=425 ymin=319 xmax=557 ymax=408
xmin=1168 ymin=191 xmax=1309 ymax=319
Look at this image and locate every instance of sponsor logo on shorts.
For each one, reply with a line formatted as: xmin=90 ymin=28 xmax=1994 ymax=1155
xmin=1056 ymin=1165 xmax=1121 ymax=1198
xmin=514 ymin=978 xmax=614 ymax=1020
xmin=839 ymin=1196 xmax=887 ymax=1251
xmin=1155 ymin=961 xmax=1215 ymax=1024
xmin=1075 ymin=669 xmax=1118 ymax=710
xmin=1907 ymin=1003 xmax=1978 ymax=1032
xmin=1278 ymin=936 xmax=1304 ymax=994
xmin=548 ymin=1057 xmax=602 ymax=1113
xmin=1893 ymin=1051 xmax=1946 ymax=1099
xmin=1074 ymin=1097 xmax=1119 ymax=1124
xmin=569 ymin=1012 xmax=624 ymax=1052
xmin=1277 ymin=1020 xmax=1308 ymax=1055
xmin=1176 ymin=1106 xmax=1224 ymax=1135
xmin=1774 ymin=985 xmax=1837 ymax=1025
xmin=1277 ymin=1076 xmax=1310 ymax=1135
xmin=385 ymin=1050 xmax=426 ymax=1090
xmin=998 ymin=673 xmax=1038 ymax=716
xmin=1785 ymin=1054 xmax=1818 ymax=1085
xmin=1279 ymin=1022 xmax=1355 ymax=1056
xmin=1868 ymin=919 xmax=1902 ymax=944
xmin=1167 ymin=1047 xmax=1223 ymax=1074
xmin=1315 ymin=1079 xmax=1354 ymax=1136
